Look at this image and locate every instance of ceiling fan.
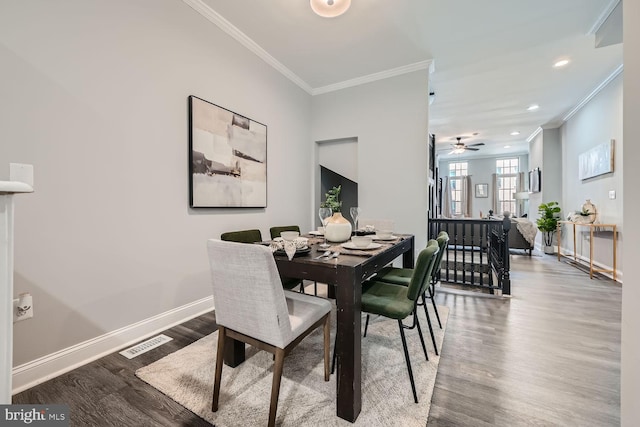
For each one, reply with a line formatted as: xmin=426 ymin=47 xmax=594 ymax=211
xmin=448 ymin=137 xmax=485 ymax=154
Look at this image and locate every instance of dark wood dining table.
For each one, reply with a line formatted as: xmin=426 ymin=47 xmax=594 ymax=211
xmin=222 ymin=234 xmax=415 ymax=423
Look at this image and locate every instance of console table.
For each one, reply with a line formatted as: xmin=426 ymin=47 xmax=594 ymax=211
xmin=557 ymin=221 xmax=617 ymax=280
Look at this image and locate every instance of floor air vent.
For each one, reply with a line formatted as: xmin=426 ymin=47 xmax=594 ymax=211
xmin=119 ymin=334 xmax=173 ymax=359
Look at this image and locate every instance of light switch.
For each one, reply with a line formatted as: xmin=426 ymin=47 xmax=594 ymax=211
xmin=609 ymin=190 xmax=616 ymax=199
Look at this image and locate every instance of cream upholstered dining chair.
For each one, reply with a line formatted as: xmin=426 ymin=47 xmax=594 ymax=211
xmin=207 ymin=239 xmax=332 ymax=427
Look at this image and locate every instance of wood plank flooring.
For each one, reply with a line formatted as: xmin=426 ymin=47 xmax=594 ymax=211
xmin=13 ymin=252 xmax=621 ymax=426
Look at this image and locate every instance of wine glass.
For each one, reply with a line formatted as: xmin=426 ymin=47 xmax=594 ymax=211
xmin=318 ymin=207 xmax=333 ymax=248
xmin=349 ymin=207 xmax=361 ymax=233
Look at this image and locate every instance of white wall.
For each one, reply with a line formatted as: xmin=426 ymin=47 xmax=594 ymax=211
xmin=311 ymin=71 xmax=430 ymax=251
xmin=438 ymin=154 xmax=529 ymax=218
xmin=0 ymin=0 xmax=312 ymax=366
xmin=622 ymin=0 xmax=640 ymax=424
xmin=560 ymin=74 xmax=623 ymax=277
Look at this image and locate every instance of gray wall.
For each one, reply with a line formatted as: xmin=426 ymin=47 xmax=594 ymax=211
xmin=622 ymin=0 xmax=640 ymax=424
xmin=311 ymin=72 xmax=430 ymax=251
xmin=560 ymin=74 xmax=623 ymax=278
xmin=0 ymin=0 xmax=314 ymax=365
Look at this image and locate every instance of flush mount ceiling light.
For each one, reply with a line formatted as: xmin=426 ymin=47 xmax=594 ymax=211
xmin=310 ymin=0 xmax=351 ymax=18
xmin=510 ymin=131 xmax=520 ymax=136
xmin=554 ymin=59 xmax=570 ymax=68
xmin=527 ymin=104 xmax=540 ymax=111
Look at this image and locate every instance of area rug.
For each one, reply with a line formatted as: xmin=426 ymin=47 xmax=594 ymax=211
xmin=136 ymin=305 xmax=449 ymax=426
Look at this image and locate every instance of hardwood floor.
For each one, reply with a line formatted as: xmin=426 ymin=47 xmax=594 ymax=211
xmin=13 ymin=252 xmax=621 ymax=426
xmin=428 ymin=252 xmax=621 ymax=426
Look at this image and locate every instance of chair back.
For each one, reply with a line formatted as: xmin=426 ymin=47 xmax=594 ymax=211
xmin=270 ymin=225 xmax=301 ymax=240
xmin=221 ymin=229 xmax=263 ymax=244
xmin=406 ymin=240 xmax=439 ymax=302
xmin=432 ymin=232 xmax=449 ymax=279
xmin=207 ymin=239 xmax=293 ymax=348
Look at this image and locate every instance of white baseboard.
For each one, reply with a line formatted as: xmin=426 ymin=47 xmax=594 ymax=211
xmin=12 ymin=296 xmax=214 ymax=394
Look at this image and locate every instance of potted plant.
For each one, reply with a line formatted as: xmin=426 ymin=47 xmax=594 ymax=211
xmin=536 ymin=201 xmax=561 ymax=254
xmin=320 ymin=185 xmax=342 ymax=212
xmin=320 ymin=185 xmax=352 ymax=242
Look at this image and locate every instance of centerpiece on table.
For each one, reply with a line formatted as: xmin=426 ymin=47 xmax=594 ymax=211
xmin=320 ymin=185 xmax=352 ymax=243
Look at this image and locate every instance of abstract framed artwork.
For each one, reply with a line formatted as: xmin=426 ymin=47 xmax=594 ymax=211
xmin=578 ymin=139 xmax=614 ymax=180
xmin=475 ymin=183 xmax=488 ymax=198
xmin=189 ymin=95 xmax=267 ymax=208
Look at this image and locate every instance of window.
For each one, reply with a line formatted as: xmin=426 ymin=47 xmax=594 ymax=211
xmin=496 ymin=158 xmax=519 ymax=215
xmin=449 ymin=162 xmax=468 ymax=215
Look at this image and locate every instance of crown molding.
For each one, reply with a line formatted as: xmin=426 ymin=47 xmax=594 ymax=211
xmin=562 ymin=64 xmax=623 ymax=122
xmin=183 ymin=0 xmax=313 ymax=94
xmin=526 ymin=127 xmax=542 ymax=143
xmin=312 ymin=60 xmax=433 ymax=95
xmin=587 ymin=0 xmax=621 ymax=35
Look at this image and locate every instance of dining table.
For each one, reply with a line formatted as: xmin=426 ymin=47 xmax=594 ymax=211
xmin=222 ymin=233 xmax=415 ymax=423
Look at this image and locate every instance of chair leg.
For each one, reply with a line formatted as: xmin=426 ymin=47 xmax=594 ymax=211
xmin=323 ymin=315 xmax=330 ymax=381
xmin=212 ymin=326 xmax=226 ymax=412
xmin=314 ymin=281 xmax=318 ymax=296
xmin=268 ymin=348 xmax=285 ymax=427
xmin=421 ymin=293 xmax=438 ymax=356
xmin=363 ymin=314 xmax=370 ymax=337
xmin=398 ymin=320 xmax=418 ymax=403
xmin=414 ymin=312 xmax=429 ymax=361
xmin=429 ymin=283 xmax=443 ymax=329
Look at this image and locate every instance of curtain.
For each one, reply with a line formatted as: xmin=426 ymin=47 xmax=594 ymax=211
xmin=462 ymin=176 xmax=472 ymax=217
xmin=491 ymin=173 xmax=499 ymax=214
xmin=441 ymin=176 xmax=452 ymax=218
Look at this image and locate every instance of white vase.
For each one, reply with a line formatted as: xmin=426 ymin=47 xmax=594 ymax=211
xmin=325 ymin=212 xmax=352 ymax=243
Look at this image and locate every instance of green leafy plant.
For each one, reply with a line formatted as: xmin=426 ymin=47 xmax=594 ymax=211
xmin=320 ymin=185 xmax=342 ymax=212
xmin=536 ymin=201 xmax=561 ymax=247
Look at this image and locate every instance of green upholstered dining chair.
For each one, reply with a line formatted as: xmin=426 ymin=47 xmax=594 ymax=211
xmin=220 ymin=229 xmax=263 ymax=244
xmin=221 ymin=229 xmax=305 ymax=293
xmin=372 ymin=232 xmax=448 ymax=356
xmin=269 ymin=225 xmax=301 ymax=240
xmin=358 ymin=241 xmax=439 ymax=403
xmin=207 ymin=239 xmax=331 ymax=427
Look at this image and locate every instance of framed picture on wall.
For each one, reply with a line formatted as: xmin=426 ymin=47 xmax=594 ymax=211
xmin=475 ymin=183 xmax=488 ymax=198
xmin=529 ymin=168 xmax=541 ymax=193
xmin=188 ymin=95 xmax=267 ymax=208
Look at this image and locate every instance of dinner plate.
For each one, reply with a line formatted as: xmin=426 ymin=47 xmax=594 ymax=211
xmin=308 ymin=231 xmax=324 ymax=236
xmin=274 ymin=246 xmax=311 ymax=257
xmin=371 ymin=234 xmax=397 ymax=241
xmin=340 ymin=242 xmax=382 ymax=250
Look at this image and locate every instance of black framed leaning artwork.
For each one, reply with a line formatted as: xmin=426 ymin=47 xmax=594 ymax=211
xmin=188 ymin=95 xmax=267 ymax=208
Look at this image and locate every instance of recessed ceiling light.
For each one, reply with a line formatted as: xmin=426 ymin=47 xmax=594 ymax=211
xmin=554 ymin=59 xmax=570 ymax=68
xmin=510 ymin=131 xmax=520 ymax=136
xmin=527 ymin=104 xmax=539 ymax=111
xmin=504 ymin=145 xmax=511 ymax=148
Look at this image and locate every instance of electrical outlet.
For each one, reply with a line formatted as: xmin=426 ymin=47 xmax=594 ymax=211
xmin=13 ymin=293 xmax=33 ymax=322
xmin=609 ymin=190 xmax=616 ymax=199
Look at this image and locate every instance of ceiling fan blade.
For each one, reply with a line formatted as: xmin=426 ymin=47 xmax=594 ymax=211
xmin=465 ymin=147 xmax=480 ymax=151
xmin=467 ymin=143 xmax=485 ymax=147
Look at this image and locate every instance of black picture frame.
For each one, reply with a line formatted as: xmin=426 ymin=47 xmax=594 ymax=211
xmin=529 ymin=168 xmax=541 ymax=193
xmin=475 ymin=183 xmax=488 ymax=198
xmin=188 ymin=95 xmax=267 ymax=208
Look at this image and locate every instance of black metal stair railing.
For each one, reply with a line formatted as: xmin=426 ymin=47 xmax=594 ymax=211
xmin=428 ymin=218 xmax=511 ymax=295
